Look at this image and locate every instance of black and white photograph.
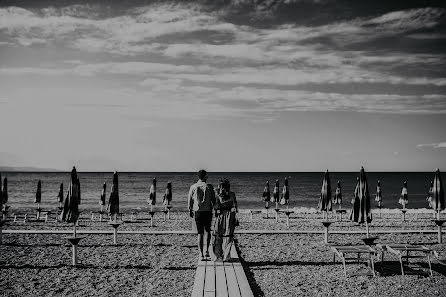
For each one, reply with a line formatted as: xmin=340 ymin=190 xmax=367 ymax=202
xmin=1 ymin=0 xmax=446 ymax=296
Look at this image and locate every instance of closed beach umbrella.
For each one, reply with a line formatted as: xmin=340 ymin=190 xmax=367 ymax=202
xmin=62 ymin=167 xmax=81 ymax=224
xmin=333 ymin=181 xmax=342 ymax=207
xmin=427 ymin=180 xmax=434 ymax=209
xmin=432 ymin=169 xmax=444 ymax=219
xmin=375 ymin=180 xmax=382 ymax=204
xmin=77 ymin=177 xmax=81 ymax=205
xmin=273 ymin=180 xmax=280 ymax=204
xmin=163 ymin=182 xmax=172 ymax=206
xmin=350 ymin=167 xmax=372 ymax=227
xmin=2 ymin=177 xmax=8 ymax=205
xmin=100 ymin=182 xmax=106 ymax=206
xmin=280 ymin=177 xmax=290 ymax=206
xmin=108 ymin=172 xmax=119 ymax=219
xmin=148 ymin=178 xmax=156 ymax=206
xmin=350 ymin=177 xmax=360 ymax=221
xmin=398 ymin=181 xmax=408 ymax=209
xmin=57 ymin=183 xmax=64 ymax=203
xmin=57 ymin=183 xmax=63 ymax=209
xmin=318 ymin=170 xmax=332 ymax=218
xmin=0 ymin=173 xmax=2 ymax=211
xmin=35 ymin=180 xmax=42 ymax=204
xmin=262 ymin=181 xmax=271 ymax=202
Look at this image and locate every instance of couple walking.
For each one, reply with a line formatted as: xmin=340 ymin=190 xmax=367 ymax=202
xmin=188 ymin=170 xmax=238 ymax=261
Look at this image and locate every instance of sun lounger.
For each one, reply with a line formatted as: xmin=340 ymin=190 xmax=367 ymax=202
xmin=330 ymin=245 xmax=376 ymax=277
xmin=432 ymin=250 xmax=446 ymax=266
xmin=376 ymin=244 xmax=433 ymax=276
xmin=13 ymin=213 xmax=27 ymax=223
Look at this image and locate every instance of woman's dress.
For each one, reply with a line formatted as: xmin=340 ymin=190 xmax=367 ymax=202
xmin=213 ymin=192 xmax=237 ymax=261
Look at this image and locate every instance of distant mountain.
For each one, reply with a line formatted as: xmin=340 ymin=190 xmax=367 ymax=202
xmin=0 ymin=166 xmax=61 ymax=172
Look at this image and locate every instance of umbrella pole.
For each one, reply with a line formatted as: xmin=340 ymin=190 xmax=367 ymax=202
xmin=265 ymin=201 xmax=269 ymax=219
xmin=73 ymin=223 xmax=77 ymax=237
xmin=0 ymin=222 xmax=2 ymax=245
xmin=72 ymin=243 xmax=78 ymax=266
xmin=365 ymin=220 xmax=370 ymax=238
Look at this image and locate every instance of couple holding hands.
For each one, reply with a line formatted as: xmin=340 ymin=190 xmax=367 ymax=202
xmin=188 ymin=170 xmax=238 ymax=262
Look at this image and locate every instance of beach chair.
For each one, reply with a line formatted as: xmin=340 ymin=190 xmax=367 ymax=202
xmin=330 ymin=245 xmax=376 ymax=277
xmin=13 ymin=213 xmax=27 ymax=223
xmin=433 ymin=250 xmax=446 ymax=266
xmin=376 ymin=244 xmax=433 ymax=276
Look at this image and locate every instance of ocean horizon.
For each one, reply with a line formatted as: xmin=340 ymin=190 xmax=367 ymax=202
xmin=0 ymin=171 xmax=438 ymax=212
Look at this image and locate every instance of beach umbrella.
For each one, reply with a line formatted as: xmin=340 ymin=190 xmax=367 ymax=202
xmin=432 ymin=169 xmax=444 ymax=219
xmin=1 ymin=177 xmax=6 ymax=221
xmin=273 ymin=179 xmax=280 ymax=221
xmin=262 ymin=181 xmax=271 ymax=218
xmin=273 ymin=180 xmax=280 ymax=207
xmin=35 ymin=180 xmax=42 ymax=208
xmin=427 ymin=180 xmax=434 ymax=210
xmin=57 ymin=183 xmax=63 ymax=208
xmin=375 ymin=180 xmax=382 ymax=205
xmin=0 ymin=174 xmax=2 ymax=244
xmin=108 ymin=172 xmax=119 ymax=221
xmin=350 ymin=167 xmax=372 ymax=237
xmin=77 ymin=177 xmax=81 ymax=205
xmin=280 ymin=177 xmax=290 ymax=207
xmin=333 ymin=181 xmax=342 ymax=208
xmin=0 ymin=173 xmax=2 ymax=212
xmin=163 ymin=182 xmax=172 ymax=206
xmin=398 ymin=181 xmax=408 ymax=209
xmin=148 ymin=178 xmax=156 ymax=211
xmin=1 ymin=177 xmax=8 ymax=205
xmin=375 ymin=180 xmax=382 ymax=217
xmin=163 ymin=182 xmax=173 ymax=220
xmin=318 ymin=170 xmax=332 ymax=219
xmin=62 ymin=166 xmax=83 ymax=266
xmin=100 ymin=182 xmax=106 ymax=207
xmin=432 ymin=169 xmax=445 ymax=243
xmin=62 ymin=167 xmax=81 ymax=234
xmin=262 ymin=181 xmax=271 ymax=202
xmin=349 ymin=177 xmax=360 ymax=220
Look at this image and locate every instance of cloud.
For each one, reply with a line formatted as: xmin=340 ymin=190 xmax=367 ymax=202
xmin=417 ymin=142 xmax=446 ymax=149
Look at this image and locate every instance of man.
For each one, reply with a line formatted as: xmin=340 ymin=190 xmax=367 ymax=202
xmin=188 ymin=169 xmax=215 ymax=260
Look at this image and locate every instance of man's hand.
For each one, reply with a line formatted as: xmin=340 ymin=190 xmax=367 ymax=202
xmin=189 ymin=210 xmax=194 ymax=218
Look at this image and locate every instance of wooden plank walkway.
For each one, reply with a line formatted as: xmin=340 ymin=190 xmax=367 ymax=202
xmin=191 ymin=244 xmax=254 ymax=297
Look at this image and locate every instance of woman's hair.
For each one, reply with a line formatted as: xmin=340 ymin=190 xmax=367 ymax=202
xmin=220 ymin=178 xmax=230 ymax=191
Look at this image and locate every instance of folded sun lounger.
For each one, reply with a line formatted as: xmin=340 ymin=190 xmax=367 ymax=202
xmin=376 ymin=243 xmax=433 ymax=276
xmin=330 ymin=245 xmax=376 ymax=277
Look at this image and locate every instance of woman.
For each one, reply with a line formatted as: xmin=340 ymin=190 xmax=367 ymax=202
xmin=213 ymin=178 xmax=238 ymax=262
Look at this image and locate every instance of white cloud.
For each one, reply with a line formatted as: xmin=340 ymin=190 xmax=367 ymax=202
xmin=417 ymin=142 xmax=446 ymax=149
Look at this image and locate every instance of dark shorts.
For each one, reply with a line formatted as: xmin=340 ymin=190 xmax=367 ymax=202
xmin=194 ymin=211 xmax=212 ymax=234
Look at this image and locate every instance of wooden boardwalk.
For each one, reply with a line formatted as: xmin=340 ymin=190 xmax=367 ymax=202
xmin=191 ymin=244 xmax=254 ymax=297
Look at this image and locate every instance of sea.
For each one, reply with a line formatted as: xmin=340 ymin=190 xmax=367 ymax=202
xmin=0 ymin=172 xmax=439 ymax=213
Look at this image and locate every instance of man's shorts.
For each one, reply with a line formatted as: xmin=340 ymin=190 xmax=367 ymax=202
xmin=194 ymin=211 xmax=212 ymax=234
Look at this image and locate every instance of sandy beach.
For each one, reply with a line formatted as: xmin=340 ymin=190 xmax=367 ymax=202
xmin=1 ymin=210 xmax=446 ymax=296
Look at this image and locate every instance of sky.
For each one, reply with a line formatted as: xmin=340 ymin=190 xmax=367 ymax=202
xmin=0 ymin=0 xmax=446 ymax=172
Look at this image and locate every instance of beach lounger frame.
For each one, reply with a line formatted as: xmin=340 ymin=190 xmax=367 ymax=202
xmin=330 ymin=245 xmax=376 ymax=277
xmin=376 ymin=244 xmax=433 ymax=277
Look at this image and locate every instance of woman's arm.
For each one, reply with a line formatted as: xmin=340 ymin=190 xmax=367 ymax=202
xmin=232 ymin=192 xmax=238 ymax=212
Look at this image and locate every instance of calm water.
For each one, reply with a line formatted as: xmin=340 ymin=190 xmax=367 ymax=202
xmin=0 ymin=172 xmax=437 ymax=212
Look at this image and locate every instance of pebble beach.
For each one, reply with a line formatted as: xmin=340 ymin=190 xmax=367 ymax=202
xmin=1 ymin=210 xmax=446 ymax=296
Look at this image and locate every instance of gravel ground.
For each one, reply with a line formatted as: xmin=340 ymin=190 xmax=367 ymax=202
xmin=0 ymin=233 xmax=197 ymax=297
xmin=1 ymin=211 xmax=446 ymax=296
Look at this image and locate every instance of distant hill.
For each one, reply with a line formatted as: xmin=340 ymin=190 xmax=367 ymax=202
xmin=0 ymin=166 xmax=60 ymax=172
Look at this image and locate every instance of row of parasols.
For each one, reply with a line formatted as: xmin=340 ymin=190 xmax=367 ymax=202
xmin=0 ymin=169 xmax=173 ymax=217
xmin=261 ymin=168 xmax=445 ymax=218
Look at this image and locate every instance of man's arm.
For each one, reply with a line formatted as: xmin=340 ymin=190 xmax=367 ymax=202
xmin=188 ymin=185 xmax=195 ymax=214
